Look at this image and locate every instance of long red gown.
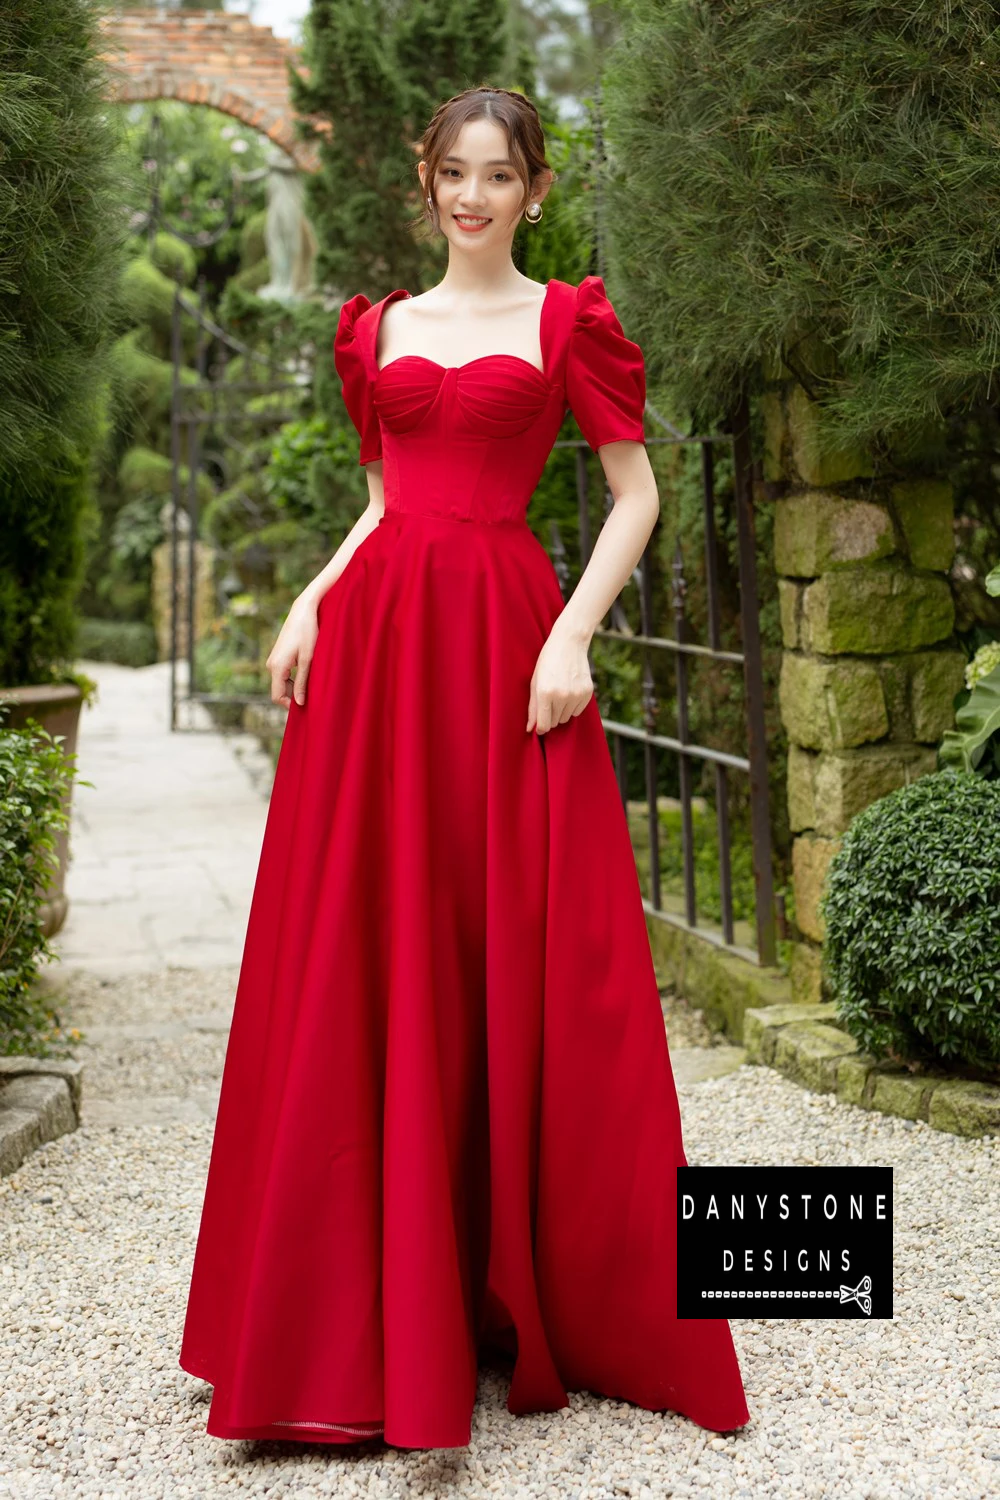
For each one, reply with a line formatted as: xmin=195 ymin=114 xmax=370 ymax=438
xmin=178 ymin=274 xmax=750 ymax=1447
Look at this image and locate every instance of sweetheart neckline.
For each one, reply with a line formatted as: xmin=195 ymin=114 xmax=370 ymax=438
xmin=373 ymin=280 xmax=556 ymax=384
xmin=376 ymin=352 xmax=550 ymax=382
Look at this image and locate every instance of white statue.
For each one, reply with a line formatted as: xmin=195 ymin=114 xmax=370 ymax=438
xmin=257 ymin=144 xmax=317 ymax=304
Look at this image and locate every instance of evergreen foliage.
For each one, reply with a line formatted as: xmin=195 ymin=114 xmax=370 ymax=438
xmin=290 ymin=0 xmax=510 ymax=300
xmin=604 ymin=1 xmax=1000 ymax=452
xmin=822 ymin=771 xmax=1000 ymax=1072
xmin=0 ymin=705 xmax=77 ymax=1054
xmin=0 ymin=1 xmax=127 ymax=685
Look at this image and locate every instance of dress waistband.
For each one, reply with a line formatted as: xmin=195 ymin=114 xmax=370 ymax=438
xmin=380 ymin=509 xmax=529 ymax=531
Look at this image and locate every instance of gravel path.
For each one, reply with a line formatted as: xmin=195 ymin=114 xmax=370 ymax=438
xmin=1 ymin=966 xmax=996 ymax=1499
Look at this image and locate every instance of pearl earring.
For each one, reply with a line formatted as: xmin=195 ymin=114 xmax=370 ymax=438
xmin=524 ymin=201 xmax=542 ymax=223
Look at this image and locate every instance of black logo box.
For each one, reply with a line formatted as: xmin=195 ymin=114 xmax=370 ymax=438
xmin=676 ymin=1166 xmax=893 ymax=1319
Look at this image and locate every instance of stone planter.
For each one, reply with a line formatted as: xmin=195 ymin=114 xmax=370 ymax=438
xmin=0 ymin=682 xmax=84 ymax=938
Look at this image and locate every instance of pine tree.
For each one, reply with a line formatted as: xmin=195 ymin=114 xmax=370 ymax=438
xmin=0 ymin=0 xmax=127 ymax=686
xmin=603 ymin=1 xmax=1000 ymax=451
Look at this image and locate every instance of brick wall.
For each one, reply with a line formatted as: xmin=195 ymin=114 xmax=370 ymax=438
xmin=99 ymin=8 xmax=320 ymax=170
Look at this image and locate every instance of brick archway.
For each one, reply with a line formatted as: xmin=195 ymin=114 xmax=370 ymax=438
xmin=99 ymin=7 xmax=319 ymax=171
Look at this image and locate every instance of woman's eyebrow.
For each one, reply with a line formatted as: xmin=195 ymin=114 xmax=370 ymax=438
xmin=442 ymin=155 xmax=515 ymax=167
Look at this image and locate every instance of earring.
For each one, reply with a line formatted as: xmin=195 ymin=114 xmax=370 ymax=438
xmin=426 ymin=195 xmax=432 ymax=205
xmin=524 ymin=201 xmax=542 ymax=224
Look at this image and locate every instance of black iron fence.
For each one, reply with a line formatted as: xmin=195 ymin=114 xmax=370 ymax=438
xmin=167 ymin=283 xmax=305 ymax=730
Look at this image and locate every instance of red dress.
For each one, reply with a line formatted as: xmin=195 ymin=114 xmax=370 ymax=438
xmin=178 ymin=275 xmax=750 ymax=1447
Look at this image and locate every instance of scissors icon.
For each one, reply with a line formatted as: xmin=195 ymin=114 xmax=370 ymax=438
xmin=839 ymin=1275 xmax=873 ymax=1316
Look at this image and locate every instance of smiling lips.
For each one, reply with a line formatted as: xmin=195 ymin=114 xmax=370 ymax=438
xmin=453 ymin=214 xmax=491 ymax=232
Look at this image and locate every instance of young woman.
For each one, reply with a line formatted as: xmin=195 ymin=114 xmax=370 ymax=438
xmin=179 ymin=85 xmax=750 ymax=1451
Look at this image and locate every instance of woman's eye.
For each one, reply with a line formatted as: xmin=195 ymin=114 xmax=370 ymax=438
xmin=439 ymin=169 xmax=510 ymax=181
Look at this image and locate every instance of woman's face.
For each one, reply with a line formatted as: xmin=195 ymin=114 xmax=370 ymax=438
xmin=422 ymin=117 xmax=534 ymax=253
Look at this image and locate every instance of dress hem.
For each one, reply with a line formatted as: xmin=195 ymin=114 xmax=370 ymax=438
xmin=178 ymin=1354 xmax=750 ymax=1450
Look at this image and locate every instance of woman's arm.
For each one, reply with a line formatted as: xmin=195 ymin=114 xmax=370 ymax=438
xmin=265 ymin=464 xmax=386 ymax=709
xmin=526 ymin=440 xmax=659 ymax=736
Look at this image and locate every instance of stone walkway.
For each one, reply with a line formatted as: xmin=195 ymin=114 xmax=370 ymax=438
xmin=0 ymin=661 xmax=995 ymax=1497
xmin=54 ymin=662 xmax=271 ymax=975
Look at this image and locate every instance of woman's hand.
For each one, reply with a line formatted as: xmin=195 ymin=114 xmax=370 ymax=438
xmin=265 ymin=593 xmax=321 ymax=709
xmin=526 ymin=625 xmax=594 ymax=735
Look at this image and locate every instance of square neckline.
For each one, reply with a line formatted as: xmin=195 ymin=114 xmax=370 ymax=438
xmin=373 ymin=279 xmax=556 ymax=384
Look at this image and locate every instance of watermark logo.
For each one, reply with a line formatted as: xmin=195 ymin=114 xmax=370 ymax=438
xmin=676 ymin=1166 xmax=892 ymax=1318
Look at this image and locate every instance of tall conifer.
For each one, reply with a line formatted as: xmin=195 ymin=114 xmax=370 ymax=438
xmin=291 ymin=0 xmax=509 ymax=301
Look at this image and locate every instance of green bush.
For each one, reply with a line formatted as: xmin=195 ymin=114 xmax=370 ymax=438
xmin=76 ymin=618 xmax=158 ymax=667
xmin=821 ymin=771 xmax=1000 ymax=1072
xmin=148 ymin=231 xmax=197 ymax=288
xmin=0 ymin=705 xmax=77 ymax=1055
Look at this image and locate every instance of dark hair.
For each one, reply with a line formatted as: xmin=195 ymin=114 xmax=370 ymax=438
xmin=416 ymin=85 xmax=554 ymax=234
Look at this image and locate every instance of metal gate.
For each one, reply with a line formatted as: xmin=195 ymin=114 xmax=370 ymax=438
xmin=166 ymin=283 xmax=306 ymax=734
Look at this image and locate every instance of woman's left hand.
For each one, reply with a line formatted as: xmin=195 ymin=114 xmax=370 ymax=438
xmin=526 ymin=628 xmax=594 ymax=735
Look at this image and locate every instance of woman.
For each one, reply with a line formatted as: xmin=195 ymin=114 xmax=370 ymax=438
xmin=179 ymin=85 xmax=750 ymax=1450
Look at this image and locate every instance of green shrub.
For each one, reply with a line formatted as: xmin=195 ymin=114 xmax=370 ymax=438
xmin=0 ymin=705 xmax=78 ymax=1054
xmin=821 ymin=771 xmax=1000 ymax=1072
xmin=76 ymin=618 xmax=158 ymax=667
xmin=118 ymin=256 xmax=184 ymax=348
xmin=148 ymin=231 xmax=197 ymax=288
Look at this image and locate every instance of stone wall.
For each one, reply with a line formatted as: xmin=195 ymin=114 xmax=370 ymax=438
xmin=762 ymin=385 xmax=966 ymax=1002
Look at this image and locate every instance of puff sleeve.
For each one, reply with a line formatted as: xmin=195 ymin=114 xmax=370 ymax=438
xmin=564 ymin=275 xmax=647 ymax=452
xmin=333 ymin=293 xmax=382 ymax=465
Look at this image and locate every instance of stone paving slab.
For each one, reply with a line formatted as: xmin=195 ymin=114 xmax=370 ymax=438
xmin=54 ymin=660 xmax=270 ymax=975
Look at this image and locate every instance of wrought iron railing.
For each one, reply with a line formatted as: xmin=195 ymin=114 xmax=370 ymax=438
xmin=547 ymin=394 xmax=777 ymax=966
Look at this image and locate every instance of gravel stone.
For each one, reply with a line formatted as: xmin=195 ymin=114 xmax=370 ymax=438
xmin=0 ymin=966 xmax=995 ymax=1497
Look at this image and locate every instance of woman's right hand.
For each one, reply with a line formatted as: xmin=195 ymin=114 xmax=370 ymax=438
xmin=265 ymin=592 xmax=321 ymax=709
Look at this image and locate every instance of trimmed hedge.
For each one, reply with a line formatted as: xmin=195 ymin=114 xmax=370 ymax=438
xmin=821 ymin=771 xmax=1000 ymax=1071
xmin=76 ymin=618 xmax=158 ymax=668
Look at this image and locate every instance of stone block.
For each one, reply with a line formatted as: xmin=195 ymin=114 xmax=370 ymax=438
xmin=877 ymin=657 xmax=913 ymax=741
xmin=645 ymin=916 xmax=792 ymax=1045
xmin=909 ymin=650 xmax=968 ymax=743
xmin=792 ymin=833 xmax=841 ymax=942
xmin=871 ymin=1070 xmax=931 ymax=1121
xmin=774 ymin=492 xmax=895 ymax=578
xmin=789 ymin=939 xmax=825 ymax=1003
xmin=928 ymin=1079 xmax=1000 ymax=1138
xmin=0 ymin=1056 xmax=84 ymax=1122
xmin=742 ymin=1002 xmax=836 ymax=1064
xmin=759 ymin=390 xmax=787 ymax=484
xmin=787 ymin=744 xmax=818 ymax=832
xmin=811 ymin=743 xmax=938 ymax=837
xmin=779 ymin=654 xmax=888 ymax=751
xmin=836 ymin=1053 xmax=878 ymax=1107
xmin=800 ymin=562 xmax=954 ymax=655
xmin=772 ymin=1021 xmax=859 ymax=1092
xmin=786 ymin=384 xmax=876 ymax=487
xmin=778 ymin=578 xmax=803 ymax=648
xmin=0 ymin=1075 xmax=76 ymax=1178
xmin=890 ymin=478 xmax=954 ymax=571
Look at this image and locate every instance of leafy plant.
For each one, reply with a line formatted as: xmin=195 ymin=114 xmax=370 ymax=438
xmin=821 ymin=770 xmax=1000 ymax=1073
xmin=939 ymin=560 xmax=1000 ymax=777
xmin=0 ymin=705 xmax=84 ymax=1055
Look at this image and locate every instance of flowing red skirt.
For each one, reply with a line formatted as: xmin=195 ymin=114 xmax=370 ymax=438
xmin=178 ymin=511 xmax=750 ymax=1447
